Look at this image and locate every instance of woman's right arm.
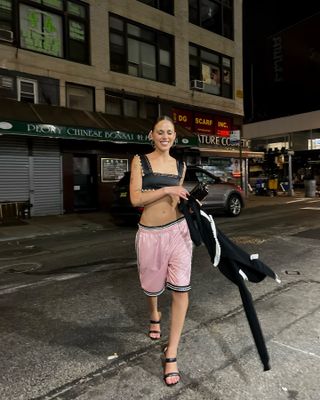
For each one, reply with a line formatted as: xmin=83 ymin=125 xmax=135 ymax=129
xmin=129 ymin=156 xmax=188 ymax=207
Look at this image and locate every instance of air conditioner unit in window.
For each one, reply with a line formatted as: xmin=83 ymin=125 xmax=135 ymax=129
xmin=190 ymin=80 xmax=204 ymax=90
xmin=0 ymin=29 xmax=14 ymax=43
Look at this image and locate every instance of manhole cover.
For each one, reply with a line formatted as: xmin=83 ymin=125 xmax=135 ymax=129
xmin=1 ymin=262 xmax=42 ymax=273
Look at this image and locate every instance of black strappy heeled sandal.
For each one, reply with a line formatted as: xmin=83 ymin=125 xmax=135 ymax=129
xmin=148 ymin=313 xmax=161 ymax=340
xmin=162 ymin=347 xmax=181 ymax=386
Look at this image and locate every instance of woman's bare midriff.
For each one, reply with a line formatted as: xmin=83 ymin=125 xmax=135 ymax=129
xmin=139 ymin=195 xmax=183 ymax=226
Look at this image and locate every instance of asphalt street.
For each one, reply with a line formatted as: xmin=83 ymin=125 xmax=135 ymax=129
xmin=0 ymin=195 xmax=320 ymax=400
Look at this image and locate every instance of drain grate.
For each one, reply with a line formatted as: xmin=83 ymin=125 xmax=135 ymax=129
xmin=285 ymin=270 xmax=301 ymax=275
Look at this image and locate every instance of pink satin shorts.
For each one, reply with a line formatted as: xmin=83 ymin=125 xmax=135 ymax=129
xmin=135 ymin=217 xmax=193 ymax=296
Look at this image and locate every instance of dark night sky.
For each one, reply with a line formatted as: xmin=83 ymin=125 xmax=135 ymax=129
xmin=243 ymin=0 xmax=320 ymax=122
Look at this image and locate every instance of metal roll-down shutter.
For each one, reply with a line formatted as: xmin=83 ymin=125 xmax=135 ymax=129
xmin=31 ymin=138 xmax=62 ymax=216
xmin=0 ymin=136 xmax=29 ymax=202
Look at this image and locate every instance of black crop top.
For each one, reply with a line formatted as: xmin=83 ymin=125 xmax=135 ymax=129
xmin=138 ymin=154 xmax=185 ymax=191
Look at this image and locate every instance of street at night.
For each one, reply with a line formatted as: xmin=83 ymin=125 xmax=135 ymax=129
xmin=1 ymin=1 xmax=320 ymax=399
xmin=0 ymin=197 xmax=319 ymax=399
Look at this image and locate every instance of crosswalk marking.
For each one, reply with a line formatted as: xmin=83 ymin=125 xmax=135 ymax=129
xmin=287 ymin=198 xmax=320 ymax=204
xmin=284 ymin=196 xmax=320 ymax=209
xmin=286 ymin=198 xmax=310 ymax=203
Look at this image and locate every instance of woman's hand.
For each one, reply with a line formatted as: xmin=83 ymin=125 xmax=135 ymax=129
xmin=164 ymin=186 xmax=189 ymax=201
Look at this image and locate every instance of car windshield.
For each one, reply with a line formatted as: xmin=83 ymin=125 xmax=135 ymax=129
xmin=195 ymin=171 xmax=215 ymax=184
xmin=185 ymin=168 xmax=216 ymax=184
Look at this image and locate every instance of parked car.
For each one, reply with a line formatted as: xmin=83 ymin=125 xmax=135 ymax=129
xmin=184 ymin=166 xmax=245 ymax=216
xmin=110 ymin=166 xmax=245 ymax=224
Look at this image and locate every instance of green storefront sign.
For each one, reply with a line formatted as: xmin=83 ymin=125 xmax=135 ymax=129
xmin=0 ymin=120 xmax=198 ymax=147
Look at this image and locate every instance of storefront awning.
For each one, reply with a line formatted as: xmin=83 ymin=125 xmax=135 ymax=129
xmin=0 ymin=99 xmax=198 ymax=147
xmin=199 ymin=147 xmax=265 ymax=159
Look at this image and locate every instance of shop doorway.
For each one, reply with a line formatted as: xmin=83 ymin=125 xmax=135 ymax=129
xmin=73 ymin=155 xmax=98 ymax=211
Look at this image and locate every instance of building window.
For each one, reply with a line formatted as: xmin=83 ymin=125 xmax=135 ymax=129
xmin=109 ymin=14 xmax=175 ymax=85
xmin=4 ymin=0 xmax=89 ymax=63
xmin=17 ymin=77 xmax=38 ymax=103
xmin=105 ymin=92 xmax=139 ymax=118
xmin=189 ymin=0 xmax=233 ymax=40
xmin=123 ymin=98 xmax=139 ymax=117
xmin=308 ymin=138 xmax=320 ymax=150
xmin=0 ymin=74 xmax=15 ymax=98
xmin=0 ymin=0 xmax=13 ymax=33
xmin=137 ymin=0 xmax=174 ymax=14
xmin=66 ymin=83 xmax=94 ymax=111
xmin=105 ymin=93 xmax=122 ymax=115
xmin=146 ymin=101 xmax=158 ymax=119
xmin=189 ymin=43 xmax=232 ymax=98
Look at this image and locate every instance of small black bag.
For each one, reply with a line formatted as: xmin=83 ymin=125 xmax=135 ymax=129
xmin=189 ymin=182 xmax=209 ymax=201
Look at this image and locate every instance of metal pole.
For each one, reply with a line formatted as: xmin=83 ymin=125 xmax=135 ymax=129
xmin=288 ymin=150 xmax=294 ymax=196
xmin=245 ymin=158 xmax=249 ymax=197
xmin=239 ymin=130 xmax=243 ymax=190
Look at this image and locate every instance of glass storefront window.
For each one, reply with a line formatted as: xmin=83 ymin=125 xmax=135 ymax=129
xmin=266 ymin=141 xmax=289 ymax=150
xmin=308 ymin=138 xmax=320 ymax=150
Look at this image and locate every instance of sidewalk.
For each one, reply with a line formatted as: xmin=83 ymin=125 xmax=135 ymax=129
xmin=0 ymin=190 xmax=306 ymax=243
xmin=0 ymin=211 xmax=116 ymax=242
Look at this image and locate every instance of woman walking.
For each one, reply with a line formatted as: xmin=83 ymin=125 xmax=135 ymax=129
xmin=130 ymin=115 xmax=193 ymax=386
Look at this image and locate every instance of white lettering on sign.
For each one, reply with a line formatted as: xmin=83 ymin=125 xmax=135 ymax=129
xmin=221 ymin=137 xmax=228 ymax=146
xmin=198 ymin=135 xmax=248 ymax=148
xmin=104 ymin=131 xmax=135 ymax=141
xmin=27 ymin=124 xmax=62 ymax=135
xmin=272 ymin=36 xmax=283 ymax=82
xmin=67 ymin=128 xmax=103 ymax=138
